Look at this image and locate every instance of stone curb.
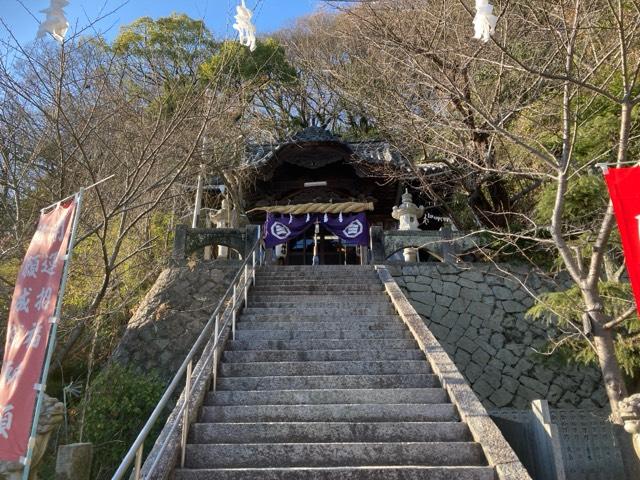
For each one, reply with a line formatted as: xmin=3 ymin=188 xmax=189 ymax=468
xmin=376 ymin=265 xmax=532 ymax=480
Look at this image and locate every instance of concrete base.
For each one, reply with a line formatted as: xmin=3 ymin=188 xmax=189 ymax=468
xmin=55 ymin=443 xmax=93 ymax=480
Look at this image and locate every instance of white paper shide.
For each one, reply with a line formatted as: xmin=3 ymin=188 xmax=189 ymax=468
xmin=37 ymin=0 xmax=69 ymax=43
xmin=233 ymin=0 xmax=257 ymax=52
xmin=473 ymin=0 xmax=498 ymax=43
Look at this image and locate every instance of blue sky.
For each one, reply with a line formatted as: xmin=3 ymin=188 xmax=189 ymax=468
xmin=2 ymin=0 xmax=325 ymax=45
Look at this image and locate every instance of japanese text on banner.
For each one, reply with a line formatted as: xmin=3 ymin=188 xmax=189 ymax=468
xmin=0 ymin=200 xmax=76 ymax=461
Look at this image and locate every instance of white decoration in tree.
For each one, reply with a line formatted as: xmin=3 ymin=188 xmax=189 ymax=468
xmin=37 ymin=0 xmax=69 ymax=43
xmin=233 ymin=0 xmax=257 ymax=52
xmin=473 ymin=0 xmax=498 ymax=43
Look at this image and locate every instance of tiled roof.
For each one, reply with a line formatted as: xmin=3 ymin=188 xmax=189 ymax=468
xmin=243 ymin=127 xmax=448 ymax=173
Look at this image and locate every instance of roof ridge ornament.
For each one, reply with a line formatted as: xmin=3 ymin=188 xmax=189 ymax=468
xmin=291 ymin=126 xmax=340 ymax=143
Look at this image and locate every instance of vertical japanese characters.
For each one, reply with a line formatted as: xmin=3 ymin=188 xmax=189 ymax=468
xmin=0 ymin=201 xmax=76 ymax=461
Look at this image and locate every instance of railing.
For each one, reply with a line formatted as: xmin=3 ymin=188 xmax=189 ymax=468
xmin=112 ymin=229 xmax=264 ymax=480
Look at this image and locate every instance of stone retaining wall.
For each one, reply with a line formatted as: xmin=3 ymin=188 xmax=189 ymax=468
xmin=111 ymin=260 xmax=240 ymax=380
xmin=389 ymin=263 xmax=607 ymax=410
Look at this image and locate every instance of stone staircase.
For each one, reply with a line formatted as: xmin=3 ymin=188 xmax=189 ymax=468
xmin=173 ymin=265 xmax=496 ymax=479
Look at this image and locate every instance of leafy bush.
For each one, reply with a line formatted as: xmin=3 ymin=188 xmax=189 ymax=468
xmin=80 ymin=364 xmax=164 ymax=479
xmin=534 ymin=174 xmax=609 ymax=229
xmin=527 ymin=282 xmax=640 ymax=377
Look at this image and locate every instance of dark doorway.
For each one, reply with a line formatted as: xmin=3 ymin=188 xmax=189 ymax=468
xmin=286 ymin=226 xmax=360 ymax=265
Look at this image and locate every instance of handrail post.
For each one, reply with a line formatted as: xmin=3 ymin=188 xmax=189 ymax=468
xmin=134 ymin=444 xmax=143 ymax=480
xmin=180 ymin=360 xmax=193 ymax=468
xmin=244 ymin=264 xmax=249 ymax=307
xmin=212 ymin=314 xmax=219 ymax=393
xmin=252 ymin=251 xmax=256 ymax=285
xmin=232 ymin=285 xmax=237 ymax=341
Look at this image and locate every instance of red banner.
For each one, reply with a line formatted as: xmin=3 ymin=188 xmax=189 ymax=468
xmin=604 ymin=166 xmax=640 ymax=315
xmin=0 ymin=199 xmax=76 ymax=462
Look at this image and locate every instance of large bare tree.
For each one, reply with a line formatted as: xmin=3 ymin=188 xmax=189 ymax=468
xmin=285 ymin=0 xmax=640 ymax=420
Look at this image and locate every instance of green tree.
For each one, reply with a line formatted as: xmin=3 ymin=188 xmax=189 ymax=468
xmin=113 ymin=13 xmax=218 ymax=83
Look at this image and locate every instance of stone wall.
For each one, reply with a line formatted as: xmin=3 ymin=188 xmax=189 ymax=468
xmin=389 ymin=263 xmax=607 ymax=410
xmin=111 ymin=260 xmax=240 ymax=380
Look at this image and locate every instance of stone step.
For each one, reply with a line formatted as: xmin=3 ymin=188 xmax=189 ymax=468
xmin=245 ymin=301 xmax=391 ymax=310
xmin=206 ymin=388 xmax=447 ymax=406
xmin=254 ymin=273 xmax=378 ymax=279
xmin=226 ymin=338 xmax=418 ymax=351
xmin=259 ymin=266 xmax=376 ymax=272
xmin=220 ymin=360 xmax=431 ymax=378
xmin=256 ymin=268 xmax=377 ymax=274
xmin=173 ymin=466 xmax=496 ymax=480
xmin=248 ymin=295 xmax=383 ymax=303
xmin=252 ymin=286 xmax=385 ymax=293
xmin=217 ymin=374 xmax=440 ymax=391
xmin=243 ymin=305 xmax=395 ymax=315
xmin=242 ymin=305 xmax=395 ymax=316
xmin=256 ymin=273 xmax=379 ymax=281
xmin=223 ymin=349 xmax=424 ymax=363
xmin=238 ymin=314 xmax=399 ymax=322
xmin=233 ymin=329 xmax=412 ymax=341
xmin=237 ymin=320 xmax=401 ymax=331
xmin=200 ymin=403 xmax=458 ymax=423
xmin=183 ymin=442 xmax=483 ymax=469
xmin=254 ymin=282 xmax=379 ymax=290
xmin=189 ymin=421 xmax=471 ymax=444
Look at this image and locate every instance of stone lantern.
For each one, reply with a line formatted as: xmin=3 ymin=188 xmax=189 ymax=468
xmin=392 ymin=189 xmax=425 ymax=263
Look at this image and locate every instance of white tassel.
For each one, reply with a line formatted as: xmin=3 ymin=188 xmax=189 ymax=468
xmin=306 ymin=213 xmax=310 ymax=222
xmin=37 ymin=0 xmax=69 ymax=43
xmin=473 ymin=0 xmax=498 ymax=43
xmin=289 ymin=214 xmax=293 ymax=224
xmin=324 ymin=213 xmax=328 ymax=223
xmin=233 ymin=0 xmax=257 ymax=52
xmin=339 ymin=212 xmax=343 ymax=223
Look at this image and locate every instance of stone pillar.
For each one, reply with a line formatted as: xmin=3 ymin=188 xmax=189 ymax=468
xmin=440 ymin=225 xmax=455 ymax=264
xmin=55 ymin=443 xmax=93 ymax=480
xmin=360 ymin=246 xmax=369 ymax=265
xmin=203 ymin=214 xmax=213 ymax=260
xmin=172 ymin=224 xmax=188 ymax=261
xmin=530 ymin=400 xmax=566 ymax=480
xmin=210 ymin=199 xmax=233 ymax=258
xmin=391 ymin=190 xmax=425 ymax=263
xmin=370 ymin=227 xmax=385 ymax=264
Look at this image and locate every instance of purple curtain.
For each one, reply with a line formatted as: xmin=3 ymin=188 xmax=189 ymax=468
xmin=264 ymin=212 xmax=369 ymax=248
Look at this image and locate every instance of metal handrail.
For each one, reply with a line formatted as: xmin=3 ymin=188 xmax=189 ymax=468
xmin=112 ymin=229 xmax=263 ymax=480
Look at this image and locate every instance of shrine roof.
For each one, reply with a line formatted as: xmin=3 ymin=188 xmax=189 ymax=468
xmin=242 ymin=127 xmax=447 ymax=174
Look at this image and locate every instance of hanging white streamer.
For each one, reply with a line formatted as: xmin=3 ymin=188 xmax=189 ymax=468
xmin=37 ymin=0 xmax=69 ymax=43
xmin=324 ymin=213 xmax=328 ymax=223
xmin=339 ymin=212 xmax=343 ymax=223
xmin=233 ymin=0 xmax=257 ymax=52
xmin=473 ymin=0 xmax=498 ymax=43
xmin=424 ymin=212 xmax=452 ymax=223
xmin=306 ymin=213 xmax=310 ymax=222
xmin=289 ymin=214 xmax=293 ymax=224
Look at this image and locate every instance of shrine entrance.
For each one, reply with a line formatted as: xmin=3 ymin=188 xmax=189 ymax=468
xmin=285 ymin=225 xmax=362 ymax=265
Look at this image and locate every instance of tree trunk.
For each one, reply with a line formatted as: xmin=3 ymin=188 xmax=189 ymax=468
xmin=592 ymin=321 xmax=627 ymax=422
xmin=584 ymin=286 xmax=629 ymax=423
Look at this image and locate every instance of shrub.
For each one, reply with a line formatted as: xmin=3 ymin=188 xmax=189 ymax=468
xmin=80 ymin=364 xmax=164 ymax=479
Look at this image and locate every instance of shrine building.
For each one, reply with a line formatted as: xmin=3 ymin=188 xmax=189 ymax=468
xmin=198 ymin=127 xmax=459 ymax=265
